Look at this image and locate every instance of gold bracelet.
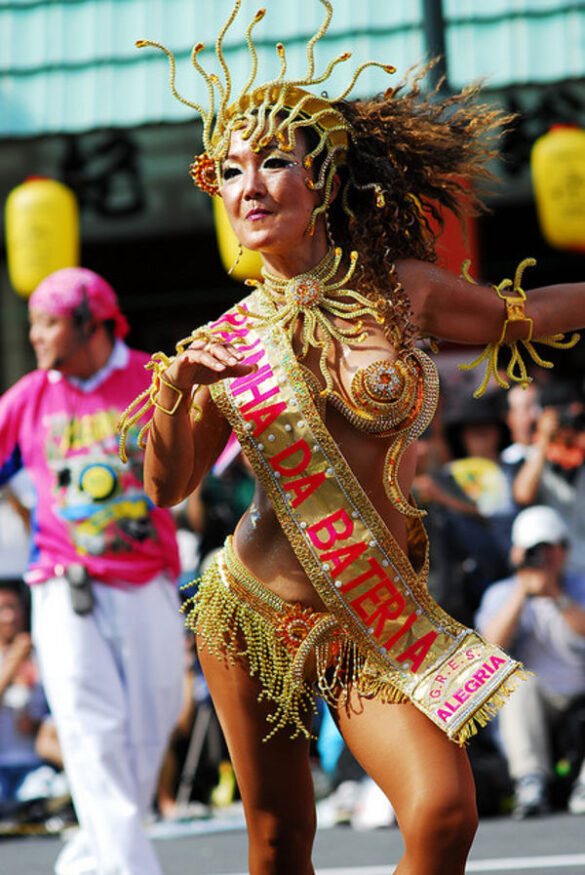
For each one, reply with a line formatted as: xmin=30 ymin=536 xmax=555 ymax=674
xmin=497 ymin=294 xmax=533 ymax=344
xmin=152 ymin=376 xmax=185 ymax=416
xmin=458 ymin=257 xmax=578 ymax=397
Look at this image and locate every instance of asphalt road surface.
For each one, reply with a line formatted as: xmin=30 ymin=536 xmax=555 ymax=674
xmin=2 ymin=810 xmax=585 ymax=875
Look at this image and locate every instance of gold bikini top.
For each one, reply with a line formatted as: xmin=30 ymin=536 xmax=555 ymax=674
xmin=300 ymin=349 xmax=433 ymax=431
xmin=242 ymin=248 xmax=439 ymax=517
xmin=330 ymin=353 xmax=436 ymax=437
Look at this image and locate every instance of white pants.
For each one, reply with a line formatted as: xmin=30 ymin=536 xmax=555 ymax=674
xmin=32 ymin=574 xmax=184 ymax=875
xmin=498 ymin=672 xmax=585 ymax=783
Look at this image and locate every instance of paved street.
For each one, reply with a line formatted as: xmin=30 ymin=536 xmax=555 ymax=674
xmin=2 ymin=810 xmax=585 ymax=874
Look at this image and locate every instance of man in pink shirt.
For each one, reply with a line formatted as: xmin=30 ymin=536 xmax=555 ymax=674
xmin=0 ymin=267 xmax=184 ymax=875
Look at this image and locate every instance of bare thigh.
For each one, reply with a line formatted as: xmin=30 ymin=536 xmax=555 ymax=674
xmin=334 ymin=691 xmax=478 ymax=875
xmin=197 ymin=636 xmax=316 ymax=875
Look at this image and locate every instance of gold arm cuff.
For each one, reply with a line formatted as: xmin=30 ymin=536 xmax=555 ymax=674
xmin=498 ymin=295 xmax=533 ymax=344
xmin=152 ymin=376 xmax=185 ymax=415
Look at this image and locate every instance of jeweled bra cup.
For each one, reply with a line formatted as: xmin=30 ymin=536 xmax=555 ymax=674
xmin=329 ymin=356 xmax=419 ymax=436
xmin=330 ymin=350 xmax=438 ymax=516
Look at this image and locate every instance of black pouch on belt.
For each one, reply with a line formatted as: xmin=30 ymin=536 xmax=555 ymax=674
xmin=65 ymin=563 xmax=94 ymax=615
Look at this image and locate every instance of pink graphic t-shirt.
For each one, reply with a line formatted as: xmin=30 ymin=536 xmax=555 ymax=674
xmin=0 ymin=344 xmax=180 ymax=586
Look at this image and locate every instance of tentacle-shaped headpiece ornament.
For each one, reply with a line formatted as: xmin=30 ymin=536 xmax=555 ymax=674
xmin=136 ymin=0 xmax=395 ymax=230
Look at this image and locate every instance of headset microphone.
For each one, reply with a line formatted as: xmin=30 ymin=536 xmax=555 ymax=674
xmin=51 ymin=343 xmax=84 ymax=369
xmin=51 ymin=286 xmax=95 ymax=369
xmin=73 ymin=286 xmax=93 ymax=338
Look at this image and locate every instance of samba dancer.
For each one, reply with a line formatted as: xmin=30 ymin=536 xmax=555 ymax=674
xmin=120 ymin=3 xmax=585 ymax=872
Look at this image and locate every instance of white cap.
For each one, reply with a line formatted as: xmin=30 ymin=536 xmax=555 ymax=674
xmin=511 ymin=505 xmax=569 ymax=550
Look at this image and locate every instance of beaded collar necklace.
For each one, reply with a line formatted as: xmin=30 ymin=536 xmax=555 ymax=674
xmin=260 ymin=246 xmax=342 ymax=299
xmin=243 ymin=247 xmax=384 ymax=396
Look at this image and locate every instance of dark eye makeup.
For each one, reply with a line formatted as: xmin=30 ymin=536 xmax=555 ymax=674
xmin=262 ymin=156 xmax=293 ymax=169
xmin=222 ymin=165 xmax=242 ymax=180
xmin=221 ymin=153 xmax=297 ymax=181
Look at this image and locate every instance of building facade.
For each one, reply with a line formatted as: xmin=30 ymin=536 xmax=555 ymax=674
xmin=1 ymin=0 xmax=585 ymax=388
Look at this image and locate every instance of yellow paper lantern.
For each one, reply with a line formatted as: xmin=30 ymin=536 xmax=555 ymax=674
xmin=5 ymin=176 xmax=80 ymax=297
xmin=212 ymin=196 xmax=262 ymax=281
xmin=531 ymin=125 xmax=585 ymax=252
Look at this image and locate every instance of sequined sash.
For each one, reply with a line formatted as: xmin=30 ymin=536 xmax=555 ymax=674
xmin=208 ymin=291 xmax=525 ymax=743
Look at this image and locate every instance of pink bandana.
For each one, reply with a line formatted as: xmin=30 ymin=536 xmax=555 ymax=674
xmin=29 ymin=268 xmax=130 ymax=339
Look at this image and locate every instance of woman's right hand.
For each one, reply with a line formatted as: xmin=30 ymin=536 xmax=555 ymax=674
xmin=145 ymin=336 xmax=253 ymax=507
xmin=163 ymin=336 xmax=256 ymax=391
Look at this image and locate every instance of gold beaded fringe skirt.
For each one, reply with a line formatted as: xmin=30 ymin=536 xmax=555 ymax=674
xmin=182 ymin=536 xmax=408 ymax=740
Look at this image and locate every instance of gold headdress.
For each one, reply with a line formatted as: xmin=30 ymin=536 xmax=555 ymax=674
xmin=136 ymin=0 xmax=395 ymax=231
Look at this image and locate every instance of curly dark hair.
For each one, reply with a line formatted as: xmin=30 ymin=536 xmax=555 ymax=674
xmin=323 ymin=65 xmax=515 ymax=347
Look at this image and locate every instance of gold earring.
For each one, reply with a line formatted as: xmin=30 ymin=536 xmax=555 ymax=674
xmin=228 ymin=242 xmax=243 ymax=275
xmin=325 ymin=209 xmax=336 ymax=248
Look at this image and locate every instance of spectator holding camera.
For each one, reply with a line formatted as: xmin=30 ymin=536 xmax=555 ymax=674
xmin=513 ymin=385 xmax=585 ymax=575
xmin=476 ymin=506 xmax=585 ymax=819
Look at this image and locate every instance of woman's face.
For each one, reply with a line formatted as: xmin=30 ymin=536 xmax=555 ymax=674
xmin=219 ymin=128 xmax=321 ymax=259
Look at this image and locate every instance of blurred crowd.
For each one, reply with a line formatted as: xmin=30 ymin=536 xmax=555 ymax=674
xmin=406 ymin=370 xmax=585 ymax=822
xmin=2 ymin=361 xmax=585 ymax=840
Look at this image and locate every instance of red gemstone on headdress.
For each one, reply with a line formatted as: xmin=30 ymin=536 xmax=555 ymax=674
xmin=189 ymin=153 xmax=220 ymax=197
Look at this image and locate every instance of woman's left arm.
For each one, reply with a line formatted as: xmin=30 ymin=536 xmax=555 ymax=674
xmin=397 ymin=258 xmax=585 ymax=345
